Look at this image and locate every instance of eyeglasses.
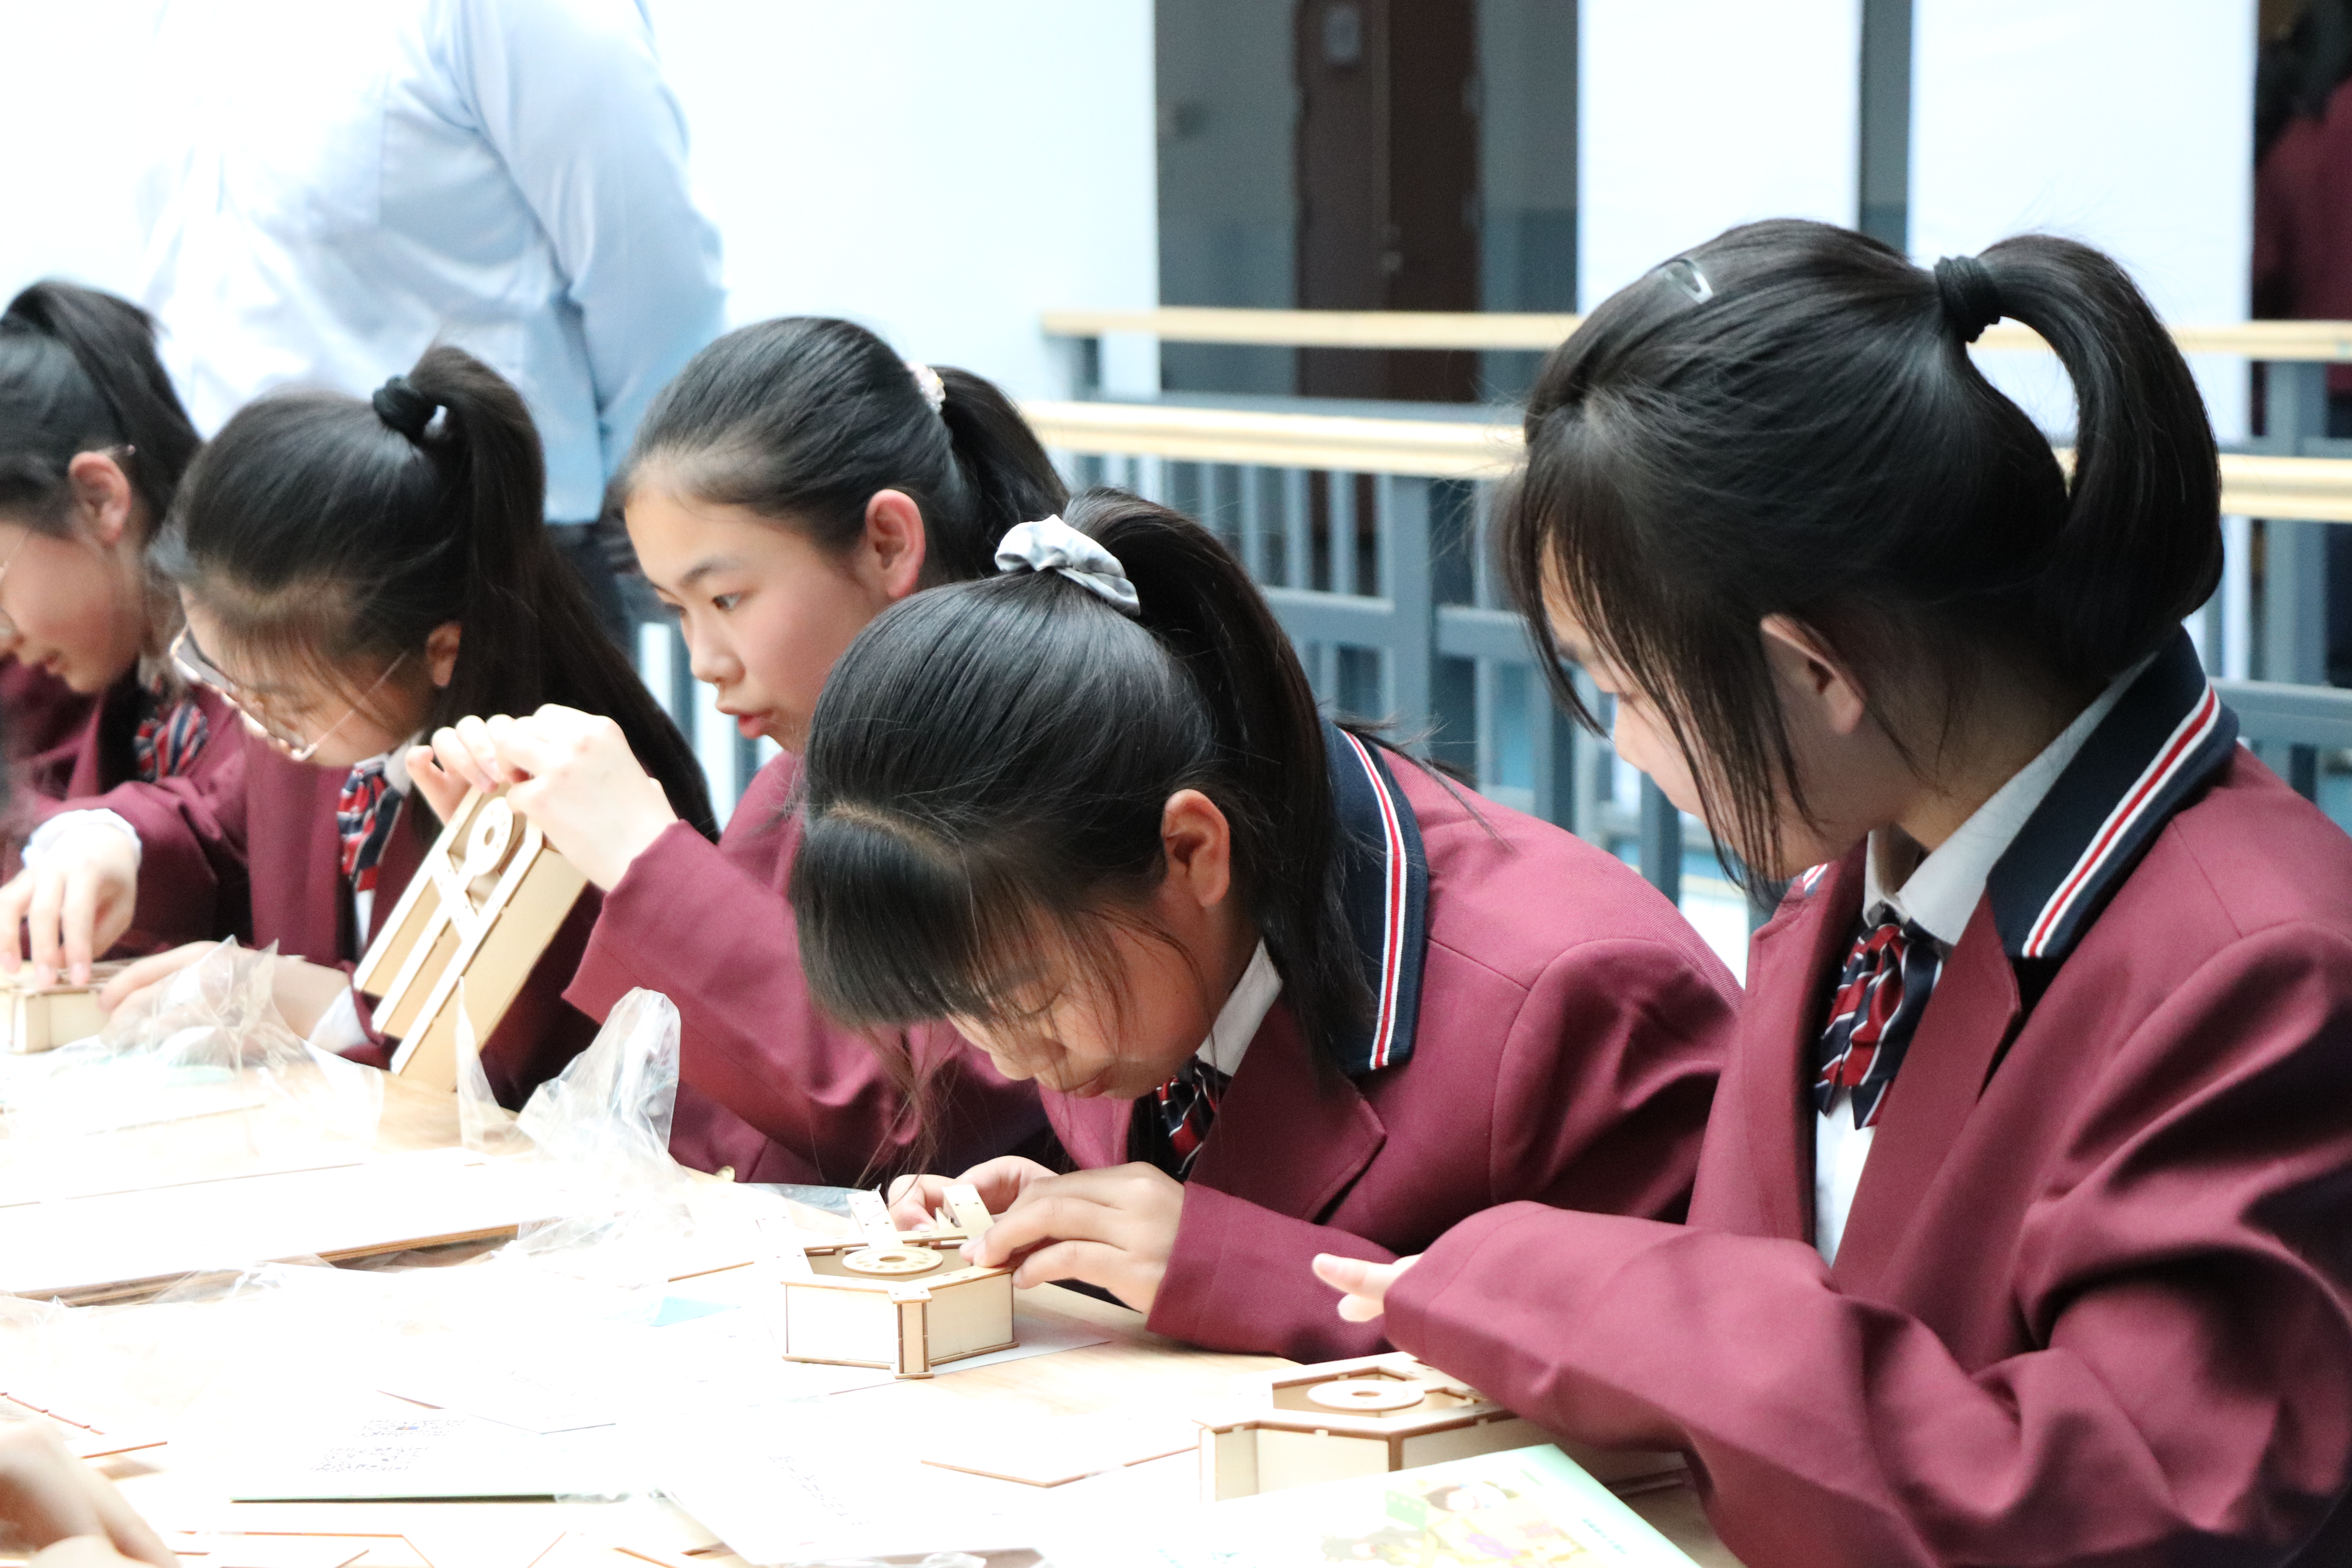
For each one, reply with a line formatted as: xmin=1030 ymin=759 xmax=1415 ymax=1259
xmin=169 ymin=627 xmax=410 ymax=764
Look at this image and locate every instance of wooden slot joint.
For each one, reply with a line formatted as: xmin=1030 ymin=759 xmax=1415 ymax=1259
xmin=350 ymin=787 xmax=588 ymax=1093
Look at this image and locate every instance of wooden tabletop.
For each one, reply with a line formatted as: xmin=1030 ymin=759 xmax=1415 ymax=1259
xmin=24 ymin=1064 xmax=1740 ymax=1566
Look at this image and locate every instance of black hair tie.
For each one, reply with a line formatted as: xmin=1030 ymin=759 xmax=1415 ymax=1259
xmin=371 ymin=375 xmax=438 ymax=441
xmin=1932 ymin=255 xmax=2004 ymax=344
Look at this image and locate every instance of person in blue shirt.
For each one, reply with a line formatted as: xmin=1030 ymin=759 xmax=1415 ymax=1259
xmin=129 ymin=0 xmax=726 ymax=636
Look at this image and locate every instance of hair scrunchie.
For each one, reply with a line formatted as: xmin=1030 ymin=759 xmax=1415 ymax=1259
xmin=371 ymin=375 xmax=438 ymax=441
xmin=905 ymin=360 xmax=947 ymax=416
xmin=994 ymin=516 xmax=1142 ymax=617
xmin=1932 ymin=255 xmax=2004 ymax=344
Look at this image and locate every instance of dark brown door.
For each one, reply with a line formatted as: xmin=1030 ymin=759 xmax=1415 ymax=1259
xmin=1294 ymin=0 xmax=1481 ymax=401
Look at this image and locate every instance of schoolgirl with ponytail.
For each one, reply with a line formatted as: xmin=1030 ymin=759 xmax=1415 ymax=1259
xmin=0 ymin=282 xmax=232 ymax=819
xmin=0 ymin=343 xmax=710 ymax=1105
xmin=783 ymin=489 xmax=1734 ymax=1361
xmin=1318 ymin=221 xmax=2352 ymax=1566
xmin=413 ymin=317 xmax=1067 ymax=1179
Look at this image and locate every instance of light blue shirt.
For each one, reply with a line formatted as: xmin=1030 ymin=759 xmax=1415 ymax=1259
xmin=134 ymin=0 xmax=726 ymax=521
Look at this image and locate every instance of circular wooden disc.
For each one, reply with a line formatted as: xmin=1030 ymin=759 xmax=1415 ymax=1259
xmin=1306 ymin=1379 xmax=1426 ymax=1413
xmin=841 ymin=1245 xmax=942 ymax=1277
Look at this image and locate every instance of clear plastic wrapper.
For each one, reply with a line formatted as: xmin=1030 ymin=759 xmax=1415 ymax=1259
xmin=0 ymin=941 xmax=384 ymax=1202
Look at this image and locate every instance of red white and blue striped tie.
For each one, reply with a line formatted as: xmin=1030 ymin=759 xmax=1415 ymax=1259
xmin=1814 ymin=916 xmax=1943 ymax=1128
xmin=131 ymin=690 xmax=209 ymax=783
xmin=336 ymin=759 xmax=399 ymax=895
xmin=1149 ymin=1058 xmax=1232 ymax=1179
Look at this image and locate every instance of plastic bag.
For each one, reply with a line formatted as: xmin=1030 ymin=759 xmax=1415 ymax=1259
xmin=0 ymin=941 xmax=383 ymax=1201
xmin=480 ymin=988 xmax=697 ymax=1299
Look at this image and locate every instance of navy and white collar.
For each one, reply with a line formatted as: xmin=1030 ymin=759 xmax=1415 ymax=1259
xmin=1324 ymin=723 xmax=1432 ymax=1074
xmin=1988 ymin=631 xmax=2236 ymax=961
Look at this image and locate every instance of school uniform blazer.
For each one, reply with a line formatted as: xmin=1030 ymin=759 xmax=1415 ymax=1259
xmin=1 ymin=657 xmax=102 ymax=804
xmin=1385 ymin=636 xmax=2352 ymax=1568
xmin=564 ymin=750 xmax=1052 ymax=1185
xmin=4 ymin=672 xmax=241 ymax=953
xmin=81 ymin=735 xmax=597 ymax=1106
xmin=1045 ymin=736 xmax=1737 ymax=1364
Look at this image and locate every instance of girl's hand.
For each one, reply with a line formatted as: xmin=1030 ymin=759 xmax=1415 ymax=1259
xmin=963 ymin=1161 xmax=1186 ymax=1313
xmin=1312 ymin=1252 xmax=1421 ymax=1323
xmin=416 ymin=708 xmax=675 ymax=891
xmin=0 ymin=1426 xmax=174 ymax=1568
xmin=99 ymin=943 xmax=351 ymax=1037
xmin=886 ymin=1156 xmax=1059 ymax=1230
xmin=0 ymin=829 xmax=140 ymax=987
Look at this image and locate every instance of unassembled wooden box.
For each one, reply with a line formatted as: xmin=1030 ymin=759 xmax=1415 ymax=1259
xmin=1194 ymin=1352 xmax=1685 ymax=1501
xmin=769 ymin=1232 xmax=1014 ymax=1379
xmin=0 ymin=961 xmax=128 ymax=1053
xmin=351 ymin=788 xmax=586 ymax=1093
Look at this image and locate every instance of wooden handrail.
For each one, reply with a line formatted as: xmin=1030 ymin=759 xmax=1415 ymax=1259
xmin=1021 ymin=399 xmax=2352 ymax=520
xmin=1042 ymin=306 xmax=2352 ymax=363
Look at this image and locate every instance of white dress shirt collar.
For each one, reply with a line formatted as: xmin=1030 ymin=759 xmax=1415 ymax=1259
xmin=1196 ymin=941 xmax=1283 ymax=1078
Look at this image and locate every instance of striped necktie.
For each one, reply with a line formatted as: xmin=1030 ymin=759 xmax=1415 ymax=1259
xmin=1145 ymin=1057 xmax=1232 ymax=1180
xmin=131 ymin=684 xmax=209 ymax=783
xmin=1814 ymin=915 xmax=1944 ymax=1128
xmin=336 ymin=759 xmax=400 ymax=895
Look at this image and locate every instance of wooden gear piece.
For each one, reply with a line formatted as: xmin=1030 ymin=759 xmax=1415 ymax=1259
xmin=766 ymin=1229 xmax=1015 ymax=1379
xmin=1194 ymin=1352 xmax=1686 ymax=1501
xmin=350 ymin=787 xmax=587 ymax=1094
xmin=0 ymin=962 xmax=128 ymax=1053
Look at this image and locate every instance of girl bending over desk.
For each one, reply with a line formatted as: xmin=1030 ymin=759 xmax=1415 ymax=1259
xmin=0 ymin=284 xmax=237 ymax=839
xmin=1316 ymin=223 xmax=2352 ymax=1568
xmin=793 ymin=490 xmax=1735 ymax=1362
xmin=413 ymin=318 xmax=1062 ymax=1182
xmin=0 ymin=346 xmax=710 ymax=1107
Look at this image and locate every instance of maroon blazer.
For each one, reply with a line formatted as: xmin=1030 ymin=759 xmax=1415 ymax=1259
xmin=565 ymin=751 xmax=1050 ymax=1185
xmin=1045 ymin=746 xmax=1735 ymax=1363
xmin=1387 ymin=638 xmax=2352 ymax=1568
xmin=80 ymin=736 xmax=596 ymax=1106
xmin=1 ymin=657 xmax=102 ymax=805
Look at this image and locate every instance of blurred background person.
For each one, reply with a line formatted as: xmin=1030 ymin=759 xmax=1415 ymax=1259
xmin=2257 ymin=0 xmax=2352 ymax=682
xmin=128 ymin=0 xmax=726 ymax=641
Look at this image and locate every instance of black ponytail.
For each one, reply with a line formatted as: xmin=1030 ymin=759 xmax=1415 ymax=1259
xmin=160 ymin=344 xmax=715 ymax=835
xmin=0 ymin=281 xmax=200 ymax=534
xmin=622 ymin=317 xmax=1066 ymax=584
xmin=789 ymin=488 xmax=1367 ymax=1068
xmin=1500 ymin=219 xmax=2221 ymax=886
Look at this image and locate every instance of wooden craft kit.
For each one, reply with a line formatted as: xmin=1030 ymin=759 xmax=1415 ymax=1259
xmin=352 ymin=787 xmax=587 ymax=1094
xmin=1194 ymin=1352 xmax=1686 ymax=1502
xmin=765 ymin=1183 xmax=1016 ymax=1379
xmin=0 ymin=961 xmax=128 ymax=1053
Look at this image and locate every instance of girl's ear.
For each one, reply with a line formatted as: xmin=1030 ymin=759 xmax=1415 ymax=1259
xmin=1759 ymin=614 xmax=1869 ymax=736
xmin=860 ymin=488 xmax=930 ymax=603
xmin=425 ymin=621 xmax=463 ymax=688
xmin=64 ymin=450 xmax=136 ymax=547
xmin=1159 ymin=788 xmax=1234 ymax=910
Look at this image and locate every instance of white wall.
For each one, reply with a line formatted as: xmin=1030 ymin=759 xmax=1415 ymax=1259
xmin=0 ymin=2 xmax=1158 ymax=403
xmin=650 ymin=0 xmax=1157 ymax=398
xmin=1577 ymin=0 xmax=1861 ymax=310
xmin=1910 ymin=0 xmax=2257 ymax=439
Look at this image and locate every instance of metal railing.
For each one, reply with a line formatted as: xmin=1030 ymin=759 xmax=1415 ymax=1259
xmin=1034 ymin=307 xmax=2352 ymax=900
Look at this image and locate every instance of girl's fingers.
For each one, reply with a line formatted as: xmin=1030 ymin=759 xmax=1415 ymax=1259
xmin=96 ymin=944 xmax=206 ymax=1012
xmin=451 ymin=715 xmax=511 ymax=784
xmin=426 ymin=727 xmax=492 ymax=793
xmin=405 ymin=749 xmax=468 ymax=822
xmin=25 ymin=870 xmax=65 ymax=986
xmin=58 ymin=870 xmax=97 ymax=985
xmin=0 ymin=872 xmax=34 ymax=973
xmin=886 ymin=1174 xmax=949 ymax=1229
